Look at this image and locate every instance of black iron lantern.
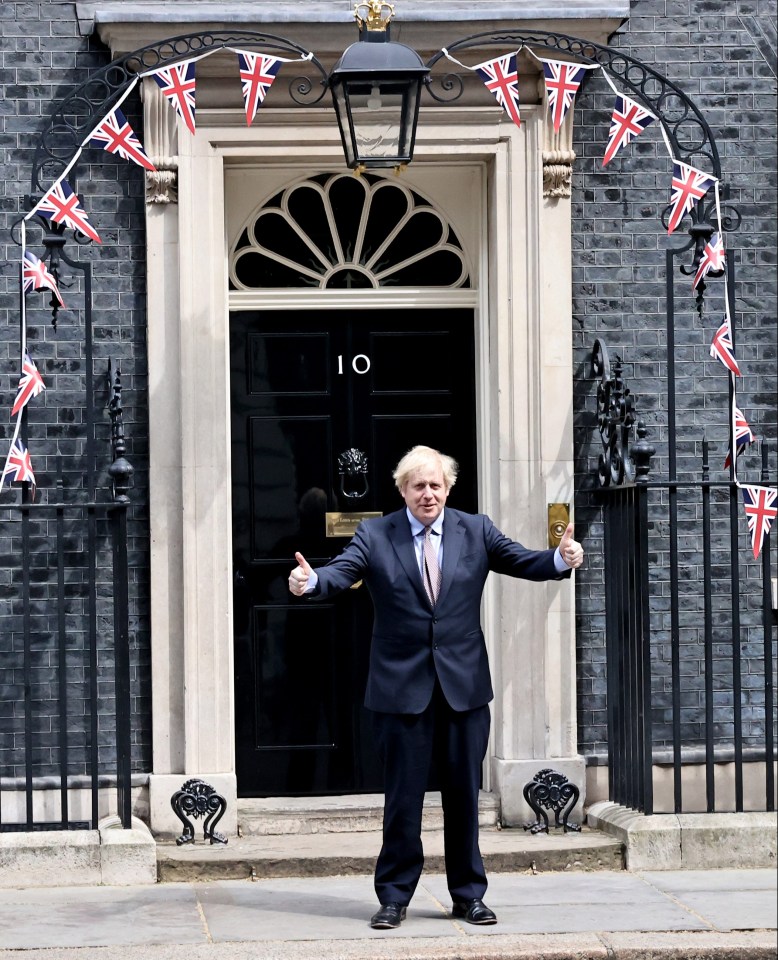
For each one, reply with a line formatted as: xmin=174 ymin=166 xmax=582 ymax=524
xmin=329 ymin=2 xmax=429 ymax=171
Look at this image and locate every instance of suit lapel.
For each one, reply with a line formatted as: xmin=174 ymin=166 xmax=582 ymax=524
xmin=436 ymin=510 xmax=464 ymax=609
xmin=388 ymin=511 xmax=429 ymax=608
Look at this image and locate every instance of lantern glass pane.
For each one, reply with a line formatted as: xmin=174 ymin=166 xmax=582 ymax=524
xmin=346 ymin=80 xmax=407 ymax=164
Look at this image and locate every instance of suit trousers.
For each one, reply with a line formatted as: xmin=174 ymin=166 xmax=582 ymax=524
xmin=372 ymin=680 xmax=491 ymax=906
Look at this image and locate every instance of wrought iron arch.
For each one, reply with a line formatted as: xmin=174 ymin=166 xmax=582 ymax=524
xmin=426 ymin=30 xmax=721 ymax=176
xmin=27 ymin=30 xmax=328 ymax=195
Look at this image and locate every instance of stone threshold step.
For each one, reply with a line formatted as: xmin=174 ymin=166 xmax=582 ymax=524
xmin=238 ymin=790 xmax=500 ymax=836
xmin=157 ymin=826 xmax=624 ymax=882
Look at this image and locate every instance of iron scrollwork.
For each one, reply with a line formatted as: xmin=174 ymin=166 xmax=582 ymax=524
xmin=28 ymin=31 xmax=328 ymax=194
xmin=592 ymin=339 xmax=655 ymax=487
xmin=170 ymin=778 xmax=228 ymax=846
xmin=338 ymin=448 xmax=369 ymax=499
xmin=522 ymin=768 xmax=581 ymax=834
xmin=592 ymin=338 xmax=636 ymax=488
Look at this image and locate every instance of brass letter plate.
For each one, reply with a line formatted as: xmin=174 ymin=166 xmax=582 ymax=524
xmin=325 ymin=511 xmax=382 ymax=538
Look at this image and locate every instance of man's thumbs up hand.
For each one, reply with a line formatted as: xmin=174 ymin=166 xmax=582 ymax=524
xmin=288 ymin=552 xmax=313 ymax=596
xmin=559 ymin=523 xmax=584 ymax=570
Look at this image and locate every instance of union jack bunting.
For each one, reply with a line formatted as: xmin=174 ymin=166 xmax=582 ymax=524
xmin=473 ymin=52 xmax=521 ymax=127
xmin=22 ymin=250 xmax=64 ymax=307
xmin=602 ymin=95 xmax=655 ymax=166
xmin=88 ymin=107 xmax=155 ymax=171
xmin=152 ymin=61 xmax=197 ymax=134
xmin=724 ymin=407 xmax=755 ymax=470
xmin=709 ymin=316 xmax=741 ymax=376
xmin=541 ymin=59 xmax=589 ymax=133
xmin=11 ymin=352 xmax=46 ymax=418
xmin=693 ymin=232 xmax=726 ymax=289
xmin=667 ymin=161 xmax=717 ymax=234
xmin=0 ymin=438 xmax=36 ymax=498
xmin=237 ymin=52 xmax=283 ymax=125
xmin=741 ymin=484 xmax=777 ymax=560
xmin=32 ymin=179 xmax=101 ymax=244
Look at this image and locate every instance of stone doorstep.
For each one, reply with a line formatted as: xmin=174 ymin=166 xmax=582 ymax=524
xmin=156 ymin=826 xmax=625 ymax=882
xmin=237 ymin=790 xmax=501 ymax=836
xmin=0 ymin=816 xmax=157 ymax=889
xmin=586 ymin=803 xmax=778 ymax=872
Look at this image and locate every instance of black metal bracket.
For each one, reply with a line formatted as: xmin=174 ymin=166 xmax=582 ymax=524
xmin=170 ymin=778 xmax=229 ymax=846
xmin=522 ymin=768 xmax=581 ymax=834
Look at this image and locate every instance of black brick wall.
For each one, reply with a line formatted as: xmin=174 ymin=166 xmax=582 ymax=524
xmin=0 ymin=1 xmax=150 ymax=778
xmin=0 ymin=1 xmax=775 ymax=783
xmin=572 ymin=0 xmax=777 ymax=759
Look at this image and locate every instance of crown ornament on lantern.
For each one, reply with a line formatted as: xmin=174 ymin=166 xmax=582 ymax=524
xmin=355 ymin=1 xmax=395 ymax=32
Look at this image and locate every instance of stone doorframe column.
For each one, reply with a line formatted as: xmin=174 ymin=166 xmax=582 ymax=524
xmin=143 ymin=101 xmax=583 ymax=834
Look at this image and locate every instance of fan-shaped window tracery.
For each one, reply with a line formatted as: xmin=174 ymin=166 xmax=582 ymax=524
xmin=230 ymin=173 xmax=471 ymax=290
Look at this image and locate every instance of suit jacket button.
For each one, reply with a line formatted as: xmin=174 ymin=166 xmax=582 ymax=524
xmin=433 ymin=617 xmax=438 ymax=623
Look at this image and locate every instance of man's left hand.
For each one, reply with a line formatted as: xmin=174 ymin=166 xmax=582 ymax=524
xmin=559 ymin=523 xmax=584 ymax=569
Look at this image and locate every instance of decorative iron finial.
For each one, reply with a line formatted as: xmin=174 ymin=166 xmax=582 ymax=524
xmin=107 ymin=360 xmax=134 ymax=503
xmin=355 ymin=1 xmax=394 ymax=32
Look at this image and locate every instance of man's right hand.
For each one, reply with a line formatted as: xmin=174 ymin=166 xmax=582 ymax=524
xmin=288 ymin=552 xmax=312 ymax=596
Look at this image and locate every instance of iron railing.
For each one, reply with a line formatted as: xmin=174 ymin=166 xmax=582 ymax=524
xmin=593 ymin=341 xmax=775 ymax=815
xmin=0 ymin=227 xmax=134 ymax=831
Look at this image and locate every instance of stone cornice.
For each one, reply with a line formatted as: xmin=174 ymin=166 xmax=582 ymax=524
xmin=76 ymin=1 xmax=629 ymax=58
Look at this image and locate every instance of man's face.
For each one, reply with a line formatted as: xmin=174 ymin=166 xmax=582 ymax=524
xmin=401 ymin=461 xmax=449 ymax=524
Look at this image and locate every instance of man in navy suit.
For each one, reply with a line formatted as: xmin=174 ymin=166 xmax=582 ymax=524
xmin=289 ymin=446 xmax=583 ymax=929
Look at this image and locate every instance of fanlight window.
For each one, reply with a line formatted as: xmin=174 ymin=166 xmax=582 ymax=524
xmin=229 ymin=173 xmax=470 ymax=290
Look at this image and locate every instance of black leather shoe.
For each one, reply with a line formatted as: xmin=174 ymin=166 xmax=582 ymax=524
xmin=370 ymin=903 xmax=407 ymax=929
xmin=452 ymin=898 xmax=497 ymax=925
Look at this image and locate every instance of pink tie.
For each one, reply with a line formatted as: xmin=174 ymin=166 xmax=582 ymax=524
xmin=422 ymin=526 xmax=441 ymax=605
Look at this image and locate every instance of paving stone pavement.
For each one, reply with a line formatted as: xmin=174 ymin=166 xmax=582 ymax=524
xmin=1 ymin=868 xmax=776 ymax=959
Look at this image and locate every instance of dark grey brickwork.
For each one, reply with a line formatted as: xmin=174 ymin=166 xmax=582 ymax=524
xmin=0 ymin=1 xmax=775 ymax=785
xmin=572 ymin=0 xmax=777 ymax=759
xmin=0 ymin=1 xmax=150 ymax=778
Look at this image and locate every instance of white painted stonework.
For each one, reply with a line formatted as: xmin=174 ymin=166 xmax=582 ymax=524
xmin=139 ymin=86 xmax=583 ymax=832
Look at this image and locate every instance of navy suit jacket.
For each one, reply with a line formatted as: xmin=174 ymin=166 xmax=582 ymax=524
xmin=311 ymin=507 xmax=569 ymax=714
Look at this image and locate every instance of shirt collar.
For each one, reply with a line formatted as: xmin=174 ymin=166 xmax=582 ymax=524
xmin=406 ymin=507 xmax=445 ymax=536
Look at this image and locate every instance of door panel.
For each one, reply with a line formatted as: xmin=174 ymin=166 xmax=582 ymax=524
xmin=232 ymin=309 xmax=476 ymax=796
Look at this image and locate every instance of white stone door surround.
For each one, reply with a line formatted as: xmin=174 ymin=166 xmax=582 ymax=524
xmin=144 ymin=101 xmax=583 ymax=834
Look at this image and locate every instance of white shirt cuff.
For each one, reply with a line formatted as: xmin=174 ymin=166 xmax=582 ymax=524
xmin=553 ymin=547 xmax=570 ymax=573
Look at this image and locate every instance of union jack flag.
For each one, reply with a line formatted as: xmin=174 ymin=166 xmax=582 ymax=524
xmin=474 ymin=52 xmax=521 ymax=127
xmin=32 ymin=179 xmax=101 ymax=244
xmin=1 ymin=438 xmax=36 ymax=498
xmin=741 ymin=484 xmax=777 ymax=559
xmin=724 ymin=407 xmax=755 ymax=470
xmin=11 ymin=352 xmax=46 ymax=418
xmin=88 ymin=107 xmax=155 ymax=171
xmin=710 ymin=315 xmax=741 ymax=376
xmin=602 ymin=95 xmax=655 ymax=166
xmin=693 ymin=232 xmax=726 ymax=289
xmin=237 ymin=52 xmax=283 ymax=125
xmin=541 ymin=60 xmax=589 ymax=133
xmin=152 ymin=61 xmax=197 ymax=134
xmin=22 ymin=250 xmax=64 ymax=307
xmin=667 ymin=161 xmax=716 ymax=235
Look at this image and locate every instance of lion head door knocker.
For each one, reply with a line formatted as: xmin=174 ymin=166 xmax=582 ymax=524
xmin=338 ymin=448 xmax=369 ymax=499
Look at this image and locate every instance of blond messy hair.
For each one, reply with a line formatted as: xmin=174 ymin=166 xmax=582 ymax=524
xmin=392 ymin=445 xmax=458 ymax=492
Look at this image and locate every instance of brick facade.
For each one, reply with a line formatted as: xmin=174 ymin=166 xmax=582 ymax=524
xmin=0 ymin=3 xmax=150 ymax=777
xmin=572 ymin=0 xmax=777 ymax=759
xmin=0 ymin=1 xmax=775 ymax=782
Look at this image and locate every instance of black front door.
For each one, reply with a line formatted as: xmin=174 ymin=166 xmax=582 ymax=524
xmin=231 ymin=309 xmax=477 ymax=796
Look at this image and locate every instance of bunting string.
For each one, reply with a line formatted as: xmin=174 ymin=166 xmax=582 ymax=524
xmin=6 ymin=41 xmax=775 ymax=555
